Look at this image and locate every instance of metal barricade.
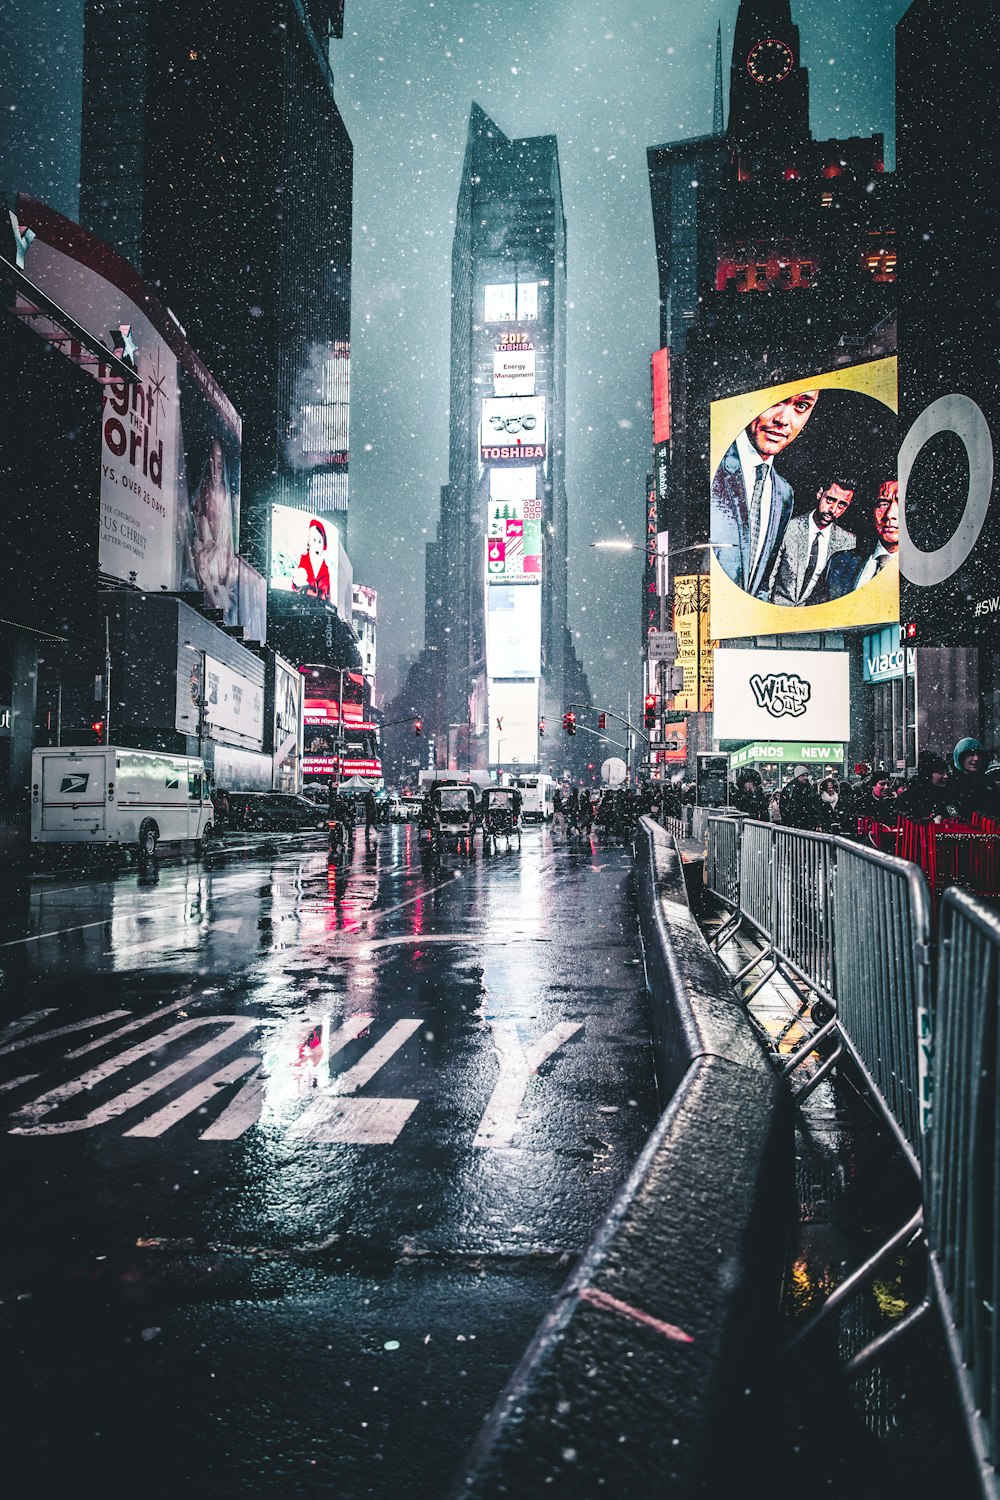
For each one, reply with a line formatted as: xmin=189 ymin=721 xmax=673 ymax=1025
xmin=832 ymin=838 xmax=933 ymax=1166
xmin=926 ymin=888 xmax=1000 ymax=1492
xmin=705 ymin=814 xmax=740 ymax=915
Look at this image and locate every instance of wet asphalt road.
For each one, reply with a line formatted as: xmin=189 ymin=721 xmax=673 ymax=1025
xmin=0 ymin=824 xmax=658 ymax=1499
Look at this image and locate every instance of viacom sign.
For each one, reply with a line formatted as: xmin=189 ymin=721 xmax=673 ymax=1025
xmin=713 ymin=648 xmax=850 ymax=743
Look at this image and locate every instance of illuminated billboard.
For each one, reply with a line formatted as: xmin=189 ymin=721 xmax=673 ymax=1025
xmin=493 ymin=344 xmax=535 ymax=397
xmin=672 ymin=574 xmax=713 ymax=712
xmin=480 ymin=397 xmax=546 ymax=464
xmin=12 ymin=198 xmax=242 ymax=621
xmin=487 ymin=501 xmax=542 ymax=579
xmin=284 ymin=338 xmax=350 ymax=516
xmin=488 ymin=678 xmax=540 ymax=767
xmin=486 ymin=584 xmax=542 ymax=679
xmin=269 ymin=505 xmax=339 ymax=604
xmin=709 ymin=359 xmax=898 ymax=638
xmin=713 ymin=648 xmax=850 ymax=743
xmin=651 ymin=348 xmax=671 ymax=445
xmin=484 ymin=283 xmax=538 ymax=323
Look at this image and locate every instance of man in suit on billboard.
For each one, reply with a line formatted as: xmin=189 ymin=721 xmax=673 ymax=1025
xmin=821 ymin=481 xmax=899 ymax=601
xmin=712 ymin=390 xmax=820 ymax=598
xmin=766 ymin=475 xmax=858 ymax=607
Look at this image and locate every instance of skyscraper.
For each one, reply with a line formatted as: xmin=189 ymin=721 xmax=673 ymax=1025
xmin=80 ymin=0 xmax=353 ymax=587
xmin=420 ymin=104 xmax=589 ymax=775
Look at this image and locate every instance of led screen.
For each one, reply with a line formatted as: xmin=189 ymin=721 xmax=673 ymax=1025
xmin=269 ymin=504 xmax=339 ymax=604
xmin=480 ymin=397 xmax=546 ymax=464
xmin=486 ymin=584 xmax=542 ymax=679
xmin=488 ymin=678 xmax=540 ymax=768
xmin=709 ymin=359 xmax=898 ymax=638
xmin=713 ymin=648 xmax=850 ymax=743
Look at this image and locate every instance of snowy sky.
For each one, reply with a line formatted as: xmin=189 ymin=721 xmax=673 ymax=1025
xmin=1 ymin=0 xmax=910 ymax=715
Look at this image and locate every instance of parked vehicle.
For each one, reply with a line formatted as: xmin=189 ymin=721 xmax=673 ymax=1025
xmin=227 ymin=791 xmax=328 ymax=832
xmin=30 ymin=745 xmax=213 ymax=857
xmin=513 ymin=774 xmax=556 ymax=822
xmin=386 ymin=794 xmax=407 ymax=822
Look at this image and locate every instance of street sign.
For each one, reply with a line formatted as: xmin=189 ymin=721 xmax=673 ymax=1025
xmin=647 ymin=630 xmax=678 ymax=662
xmin=662 ymin=710 xmax=686 ymax=723
xmin=662 ymin=664 xmax=685 ymax=693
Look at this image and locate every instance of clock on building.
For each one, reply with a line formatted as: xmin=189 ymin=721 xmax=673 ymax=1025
xmin=746 ymin=38 xmax=794 ymax=84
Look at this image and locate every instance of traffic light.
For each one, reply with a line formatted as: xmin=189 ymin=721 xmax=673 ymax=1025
xmin=413 ymin=718 xmax=422 ymax=737
xmin=598 ymin=712 xmax=607 ymax=730
xmin=91 ymin=719 xmax=105 ymax=742
xmin=563 ymin=710 xmax=576 ymax=736
xmin=644 ymin=693 xmax=657 ymax=730
xmin=538 ymin=717 xmax=545 ymax=737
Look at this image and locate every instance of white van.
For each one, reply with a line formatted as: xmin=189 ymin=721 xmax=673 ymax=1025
xmin=31 ymin=745 xmax=214 ymax=857
xmin=514 ymin=774 xmax=556 ymax=822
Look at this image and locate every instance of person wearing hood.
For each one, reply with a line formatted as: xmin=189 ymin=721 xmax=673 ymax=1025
xmin=778 ymin=766 xmax=821 ymax=830
xmin=816 ymin=776 xmax=848 ymax=834
xmin=950 ymin=737 xmax=997 ymax=821
xmin=732 ymin=767 xmax=768 ymax=820
xmin=895 ymin=751 xmax=952 ymax=822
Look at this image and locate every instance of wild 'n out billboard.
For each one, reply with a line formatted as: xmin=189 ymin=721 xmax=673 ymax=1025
xmin=709 ymin=359 xmax=898 ymax=639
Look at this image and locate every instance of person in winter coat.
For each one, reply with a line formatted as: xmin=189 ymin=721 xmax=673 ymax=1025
xmin=731 ymin=768 xmax=768 ymax=820
xmin=778 ymin=766 xmax=822 ymax=830
xmin=895 ymin=752 xmax=952 ymax=822
xmin=816 ymin=776 xmax=848 ymax=834
xmin=950 ymin=737 xmax=997 ymax=821
xmin=854 ymin=771 xmax=898 ymax=826
xmin=363 ymin=789 xmax=379 ymax=846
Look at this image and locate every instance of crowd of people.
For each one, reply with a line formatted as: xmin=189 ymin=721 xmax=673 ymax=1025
xmin=728 ymin=737 xmax=1000 ymax=836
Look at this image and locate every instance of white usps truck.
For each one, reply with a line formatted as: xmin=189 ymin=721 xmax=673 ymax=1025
xmin=31 ymin=746 xmax=214 ymax=856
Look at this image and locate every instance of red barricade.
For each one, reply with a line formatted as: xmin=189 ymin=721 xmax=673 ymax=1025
xmin=894 ymin=817 xmax=1000 ymax=926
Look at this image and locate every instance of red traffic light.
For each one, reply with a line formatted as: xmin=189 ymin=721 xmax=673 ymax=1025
xmin=91 ymin=720 xmax=105 ymax=740
xmin=598 ymin=712 xmax=607 ymax=730
xmin=538 ymin=718 xmax=545 ymax=736
xmin=413 ymin=719 xmax=422 ymax=736
xmin=563 ymin=711 xmax=576 ymax=736
xmin=644 ymin=693 xmax=657 ymax=730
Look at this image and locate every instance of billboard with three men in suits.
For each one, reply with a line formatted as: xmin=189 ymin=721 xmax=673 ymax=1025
xmin=709 ymin=358 xmax=899 ymax=638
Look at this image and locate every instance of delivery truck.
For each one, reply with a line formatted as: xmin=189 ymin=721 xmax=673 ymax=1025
xmin=31 ymin=746 xmax=214 ymax=856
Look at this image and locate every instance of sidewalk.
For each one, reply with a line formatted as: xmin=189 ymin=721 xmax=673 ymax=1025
xmin=693 ymin=881 xmax=978 ymax=1496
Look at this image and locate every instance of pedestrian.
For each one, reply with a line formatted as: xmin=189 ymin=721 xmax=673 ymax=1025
xmin=816 ymin=776 xmax=847 ymax=835
xmin=731 ymin=767 xmax=768 ymax=820
xmin=950 ymin=737 xmax=997 ymax=822
xmin=579 ymin=788 xmax=593 ymax=833
xmin=855 ymin=770 xmax=898 ymax=828
xmin=552 ymin=786 xmax=565 ymax=833
xmin=363 ymin=788 xmax=378 ymax=846
xmin=566 ymin=785 xmax=580 ymax=834
xmin=778 ymin=766 xmax=821 ymax=830
xmin=212 ymin=784 xmax=230 ymax=834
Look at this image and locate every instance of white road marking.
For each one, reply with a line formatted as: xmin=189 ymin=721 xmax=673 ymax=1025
xmin=0 ymin=1073 xmax=41 ymax=1094
xmin=362 ymin=875 xmax=459 ymax=926
xmin=358 ymin=932 xmax=550 ymax=955
xmin=0 ymin=917 xmax=114 ymax=949
xmin=65 ymin=995 xmax=194 ymax=1058
xmin=473 ymin=1020 xmax=584 ymax=1149
xmin=0 ymin=1009 xmax=57 ymax=1042
xmin=199 ymin=1070 xmax=267 ymax=1141
xmin=9 ymin=1016 xmax=258 ymax=1135
xmin=330 ymin=1018 xmax=423 ymax=1094
xmin=290 ymin=1096 xmax=418 ymax=1144
xmin=124 ymin=1057 xmax=260 ymax=1137
xmin=0 ymin=1009 xmax=131 ymax=1057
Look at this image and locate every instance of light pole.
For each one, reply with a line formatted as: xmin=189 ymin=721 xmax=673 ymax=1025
xmin=335 ymin=665 xmax=345 ymax=791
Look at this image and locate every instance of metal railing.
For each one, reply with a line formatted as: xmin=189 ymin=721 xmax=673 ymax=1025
xmin=704 ymin=816 xmax=1000 ymax=1493
xmin=926 ymin=888 xmax=1000 ymax=1491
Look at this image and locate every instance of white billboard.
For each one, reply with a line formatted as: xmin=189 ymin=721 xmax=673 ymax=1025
xmin=489 ymin=467 xmax=536 ymax=503
xmin=486 ymin=584 xmax=542 ymax=679
xmin=493 ymin=346 xmax=535 ymax=397
xmin=13 ymin=199 xmax=241 ymax=619
xmin=713 ymin=648 xmax=850 ymax=743
xmin=484 ymin=283 xmax=538 ymax=323
xmin=480 ymin=397 xmax=546 ymax=464
xmin=488 ymin=678 xmax=540 ymax=767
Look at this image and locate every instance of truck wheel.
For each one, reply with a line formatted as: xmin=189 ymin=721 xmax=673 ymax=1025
xmin=138 ymin=820 xmax=159 ymax=859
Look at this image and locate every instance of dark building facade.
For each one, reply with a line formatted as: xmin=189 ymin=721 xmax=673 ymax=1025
xmin=896 ymin=0 xmax=999 ymax=759
xmin=646 ymin=0 xmax=898 ymax=774
xmin=80 ymin=0 xmax=353 ymax=593
xmin=413 ymin=104 xmax=590 ymax=777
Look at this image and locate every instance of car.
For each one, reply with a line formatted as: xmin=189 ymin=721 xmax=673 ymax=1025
xmin=227 ymin=791 xmax=328 ymax=832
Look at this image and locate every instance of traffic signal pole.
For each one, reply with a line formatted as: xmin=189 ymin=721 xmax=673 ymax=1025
xmin=563 ymin=703 xmax=649 ymax=785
